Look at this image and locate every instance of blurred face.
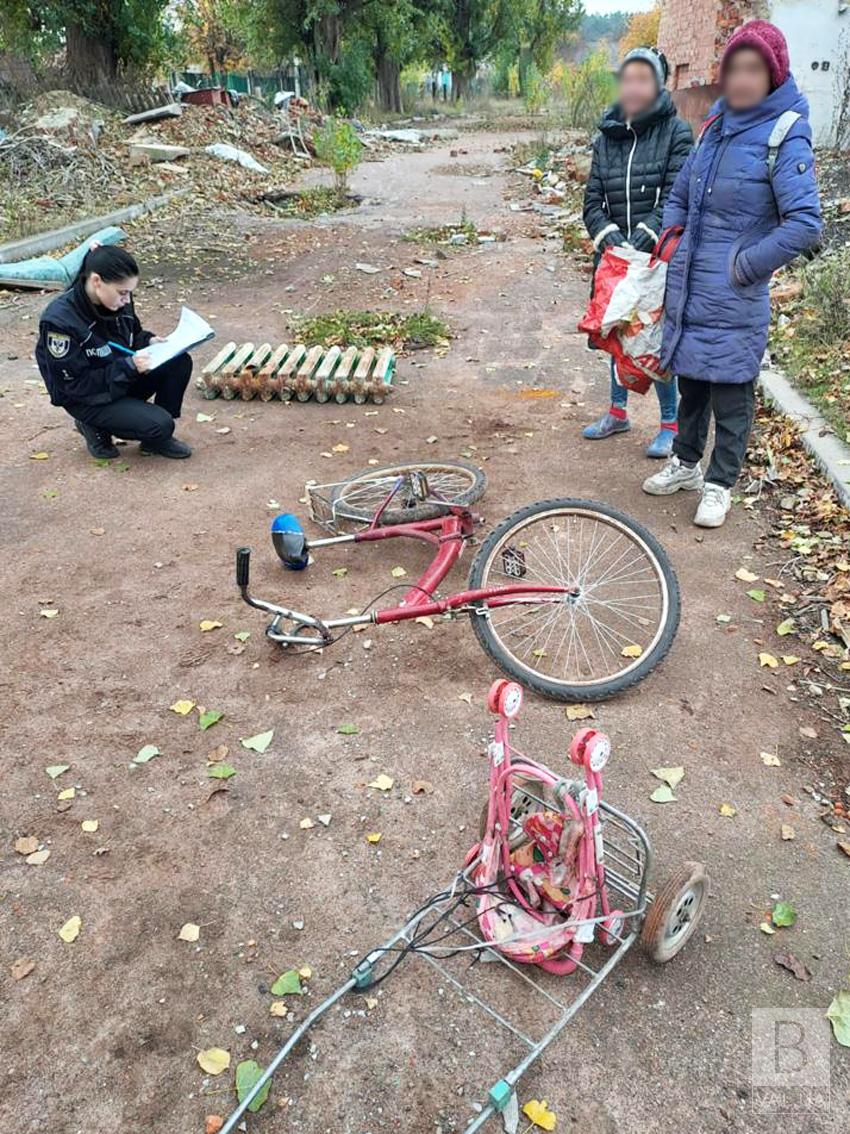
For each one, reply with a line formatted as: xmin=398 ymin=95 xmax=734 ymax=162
xmin=619 ymin=61 xmax=659 ymax=119
xmin=87 ymin=272 xmax=138 ymax=311
xmin=723 ymin=48 xmax=771 ymax=109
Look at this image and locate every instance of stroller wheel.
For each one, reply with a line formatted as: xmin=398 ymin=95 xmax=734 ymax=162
xmin=640 ymin=862 xmax=708 ymax=963
xmin=478 ymin=777 xmax=546 ymax=847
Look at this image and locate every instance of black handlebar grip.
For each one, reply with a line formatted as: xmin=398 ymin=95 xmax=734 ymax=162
xmin=236 ymin=547 xmax=251 ymax=588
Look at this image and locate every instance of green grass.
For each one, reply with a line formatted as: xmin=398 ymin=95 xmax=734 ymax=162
xmin=288 ymin=309 xmax=450 ymax=350
xmin=402 ymin=216 xmax=478 ymax=245
xmin=769 ymin=329 xmax=850 ymax=441
xmin=769 ymin=250 xmax=850 ymax=442
xmin=264 ymin=186 xmax=351 ymax=219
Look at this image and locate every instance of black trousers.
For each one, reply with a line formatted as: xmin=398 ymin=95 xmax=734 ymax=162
xmin=673 ymin=376 xmax=756 ymax=489
xmin=64 ymin=353 xmax=192 ymax=445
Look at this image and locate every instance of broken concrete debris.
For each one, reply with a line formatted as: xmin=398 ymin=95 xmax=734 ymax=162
xmin=123 ymin=103 xmax=183 ymax=126
xmin=127 ymin=142 xmax=191 ymax=164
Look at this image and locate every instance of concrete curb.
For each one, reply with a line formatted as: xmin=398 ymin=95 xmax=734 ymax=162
xmin=759 ymin=366 xmax=850 ymax=510
xmin=0 ymin=189 xmax=190 ymax=264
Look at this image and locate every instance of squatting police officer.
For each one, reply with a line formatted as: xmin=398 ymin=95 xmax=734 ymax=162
xmin=35 ymin=245 xmax=193 ymax=460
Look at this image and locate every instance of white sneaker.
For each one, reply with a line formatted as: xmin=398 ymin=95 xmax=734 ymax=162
xmin=642 ymin=456 xmax=704 ymax=496
xmin=694 ymin=482 xmax=732 ymax=528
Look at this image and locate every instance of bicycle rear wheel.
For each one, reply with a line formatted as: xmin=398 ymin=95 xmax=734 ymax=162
xmin=468 ymin=498 xmax=680 ymax=702
xmin=328 ymin=459 xmax=486 ymax=526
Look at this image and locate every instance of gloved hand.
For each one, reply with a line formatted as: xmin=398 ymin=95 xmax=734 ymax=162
xmin=600 ymin=228 xmax=628 ymax=250
xmin=630 ymin=227 xmax=656 ymax=253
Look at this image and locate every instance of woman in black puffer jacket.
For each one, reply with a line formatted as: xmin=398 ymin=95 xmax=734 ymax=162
xmin=582 ymin=47 xmax=693 ymax=458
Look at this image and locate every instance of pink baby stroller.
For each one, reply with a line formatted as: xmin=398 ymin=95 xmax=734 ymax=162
xmin=470 ymin=679 xmax=707 ymax=972
xmin=221 ymin=680 xmax=708 ymax=1134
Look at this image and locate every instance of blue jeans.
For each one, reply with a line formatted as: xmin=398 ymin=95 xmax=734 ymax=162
xmin=609 ymin=359 xmax=677 ymax=422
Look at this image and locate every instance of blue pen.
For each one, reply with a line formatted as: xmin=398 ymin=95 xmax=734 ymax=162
xmin=107 ymin=340 xmax=135 ymax=355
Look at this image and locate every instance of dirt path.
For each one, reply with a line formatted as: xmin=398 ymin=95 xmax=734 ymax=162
xmin=1 ymin=128 xmax=847 ymax=1134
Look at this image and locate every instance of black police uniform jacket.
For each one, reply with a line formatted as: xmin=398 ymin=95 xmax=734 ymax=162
xmin=35 ymin=279 xmax=154 ymax=408
xmin=583 ymin=90 xmax=693 ymax=255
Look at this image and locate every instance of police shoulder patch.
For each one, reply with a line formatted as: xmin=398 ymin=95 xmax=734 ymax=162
xmin=47 ymin=331 xmax=71 ymax=359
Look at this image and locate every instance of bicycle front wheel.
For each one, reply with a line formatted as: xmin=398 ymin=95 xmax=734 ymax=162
xmin=468 ymin=498 xmax=680 ymax=702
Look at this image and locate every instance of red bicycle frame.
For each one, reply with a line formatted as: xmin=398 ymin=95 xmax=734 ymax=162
xmin=236 ymin=505 xmax=571 ymax=647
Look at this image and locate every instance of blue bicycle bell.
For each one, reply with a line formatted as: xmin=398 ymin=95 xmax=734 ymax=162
xmin=271 ymin=513 xmax=309 ymax=570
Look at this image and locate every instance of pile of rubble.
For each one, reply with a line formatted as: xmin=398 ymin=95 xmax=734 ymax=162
xmin=507 ymin=130 xmax=591 ymax=250
xmin=0 ymin=89 xmax=308 ymax=242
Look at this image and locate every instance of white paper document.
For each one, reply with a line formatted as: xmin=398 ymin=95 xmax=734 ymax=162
xmin=143 ymin=306 xmax=215 ymax=370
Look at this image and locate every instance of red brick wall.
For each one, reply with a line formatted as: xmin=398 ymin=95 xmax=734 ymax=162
xmin=658 ymin=0 xmax=764 ymax=86
xmin=712 ymin=2 xmax=762 ymax=81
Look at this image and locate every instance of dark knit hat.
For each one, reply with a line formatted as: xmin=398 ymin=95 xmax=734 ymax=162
xmin=620 ymin=46 xmax=669 ymax=92
xmin=721 ymin=19 xmax=790 ymax=90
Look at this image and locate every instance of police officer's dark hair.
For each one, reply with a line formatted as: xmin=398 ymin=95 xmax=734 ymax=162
xmin=76 ymin=245 xmax=139 ymax=286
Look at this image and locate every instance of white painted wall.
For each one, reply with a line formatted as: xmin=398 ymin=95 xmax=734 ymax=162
xmin=771 ymin=0 xmax=850 ymax=145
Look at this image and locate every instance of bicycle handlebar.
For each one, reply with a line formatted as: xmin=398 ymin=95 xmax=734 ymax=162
xmin=236 ymin=546 xmax=251 ymax=589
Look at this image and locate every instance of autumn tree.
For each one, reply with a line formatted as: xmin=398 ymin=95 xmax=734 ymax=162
xmin=177 ymin=0 xmax=250 ymax=79
xmin=619 ymin=2 xmax=661 ymax=57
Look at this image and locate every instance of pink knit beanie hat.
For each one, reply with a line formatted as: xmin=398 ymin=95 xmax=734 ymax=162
xmin=721 ymin=19 xmax=790 ymax=90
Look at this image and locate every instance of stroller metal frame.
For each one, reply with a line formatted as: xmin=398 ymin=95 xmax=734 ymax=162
xmin=220 ymin=785 xmax=655 ymax=1134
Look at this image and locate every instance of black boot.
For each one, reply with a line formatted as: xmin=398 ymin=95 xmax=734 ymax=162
xmin=75 ymin=420 xmax=119 ymax=459
xmin=140 ymin=436 xmax=193 ymax=459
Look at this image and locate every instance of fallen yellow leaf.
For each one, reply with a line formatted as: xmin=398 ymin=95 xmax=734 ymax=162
xmin=718 ymin=802 xmax=737 ymax=817
xmin=39 ymin=609 xmax=59 ymax=619
xmin=298 ymin=966 xmax=312 ymax=980
xmin=368 ymin=774 xmax=394 ymax=792
xmin=759 ymin=653 xmax=779 ymax=668
xmin=30 ymin=451 xmax=50 ymax=460
xmin=58 ymin=915 xmax=81 ymax=943
xmin=26 ymin=849 xmax=51 ymax=865
xmin=81 ymin=819 xmax=99 ymax=833
xmin=178 ymin=922 xmax=200 ymax=942
xmin=331 ymin=443 xmax=350 ymax=453
xmin=199 ymin=620 xmax=223 ymax=632
xmin=621 ymin=644 xmax=643 ymax=658
xmin=782 ymin=656 xmax=801 ymax=666
xmin=269 ymin=1001 xmax=287 ymax=1017
xmin=522 ymin=1098 xmax=557 ymax=1130
xmin=781 ymin=824 xmax=795 ymax=841
xmin=651 ymin=767 xmax=684 ymax=789
xmin=299 ymin=817 xmax=315 ymax=830
xmin=565 ymin=704 xmax=595 ymax=721
xmin=458 ymin=692 xmax=472 ymax=705
xmin=415 ymin=616 xmax=434 ymax=629
xmin=57 ymin=787 xmax=75 ymax=801
xmin=197 ymin=1048 xmax=230 ymax=1075
xmin=390 ymin=566 xmax=407 ymax=578
xmin=170 ymin=699 xmax=195 ymax=715
xmin=366 ymin=832 xmax=382 ymax=844
xmin=759 ymin=752 xmax=781 ymax=767
xmin=735 ymin=567 xmax=759 ymax=583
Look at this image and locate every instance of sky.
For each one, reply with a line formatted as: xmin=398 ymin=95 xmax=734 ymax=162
xmin=583 ymin=1 xmax=654 ymax=12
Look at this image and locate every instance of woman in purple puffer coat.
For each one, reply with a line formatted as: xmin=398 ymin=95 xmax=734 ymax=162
xmin=643 ymin=20 xmax=822 ymax=528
